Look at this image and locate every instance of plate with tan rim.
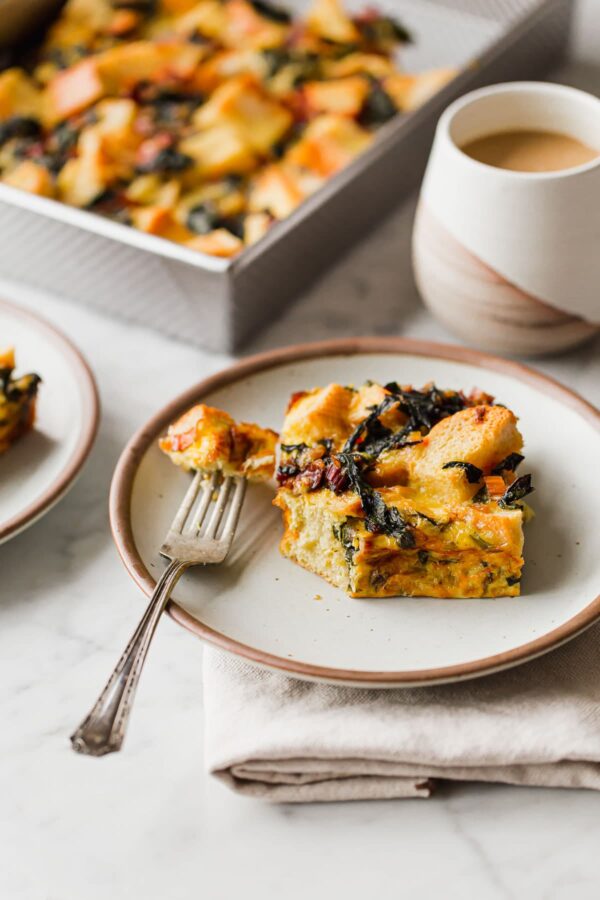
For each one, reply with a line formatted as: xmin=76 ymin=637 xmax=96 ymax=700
xmin=109 ymin=338 xmax=600 ymax=688
xmin=0 ymin=299 xmax=99 ymax=545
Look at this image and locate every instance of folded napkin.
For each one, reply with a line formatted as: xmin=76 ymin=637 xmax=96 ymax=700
xmin=203 ymin=623 xmax=600 ymax=802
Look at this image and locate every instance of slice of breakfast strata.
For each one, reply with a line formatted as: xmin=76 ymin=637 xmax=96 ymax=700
xmin=0 ymin=348 xmax=41 ymax=453
xmin=273 ymin=381 xmax=533 ymax=598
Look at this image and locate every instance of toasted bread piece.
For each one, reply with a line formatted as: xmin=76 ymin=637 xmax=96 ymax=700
xmin=303 ymin=77 xmax=369 ymax=117
xmin=407 ymin=405 xmax=523 ymax=504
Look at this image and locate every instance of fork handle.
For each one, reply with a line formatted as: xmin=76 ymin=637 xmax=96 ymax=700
xmin=70 ymin=560 xmax=187 ymax=757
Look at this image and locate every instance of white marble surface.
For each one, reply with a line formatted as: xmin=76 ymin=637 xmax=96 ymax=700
xmin=2 ymin=4 xmax=600 ymax=898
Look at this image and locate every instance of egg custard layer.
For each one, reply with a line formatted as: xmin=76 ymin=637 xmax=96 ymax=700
xmin=274 ymin=381 xmax=533 ymax=598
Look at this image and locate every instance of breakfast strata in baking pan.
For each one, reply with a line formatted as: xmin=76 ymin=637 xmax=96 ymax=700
xmin=0 ymin=348 xmax=41 ymax=453
xmin=0 ymin=0 xmax=455 ymax=258
xmin=161 ymin=380 xmax=534 ymax=598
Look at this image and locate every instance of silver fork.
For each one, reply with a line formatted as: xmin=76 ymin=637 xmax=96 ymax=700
xmin=70 ymin=470 xmax=246 ymax=757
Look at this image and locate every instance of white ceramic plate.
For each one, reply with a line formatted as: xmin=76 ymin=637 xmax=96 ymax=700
xmin=0 ymin=299 xmax=99 ymax=544
xmin=110 ymin=339 xmax=600 ymax=687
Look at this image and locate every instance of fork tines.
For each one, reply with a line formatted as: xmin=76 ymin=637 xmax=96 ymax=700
xmin=160 ymin=469 xmax=247 ymax=565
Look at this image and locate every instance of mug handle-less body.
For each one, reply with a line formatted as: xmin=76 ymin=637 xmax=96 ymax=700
xmin=419 ymin=81 xmax=600 ymax=326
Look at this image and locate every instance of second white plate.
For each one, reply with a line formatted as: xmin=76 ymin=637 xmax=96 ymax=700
xmin=0 ymin=299 xmax=99 ymax=544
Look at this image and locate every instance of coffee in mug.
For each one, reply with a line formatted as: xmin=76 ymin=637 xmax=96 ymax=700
xmin=461 ymin=129 xmax=599 ymax=173
xmin=412 ymin=82 xmax=600 ymax=356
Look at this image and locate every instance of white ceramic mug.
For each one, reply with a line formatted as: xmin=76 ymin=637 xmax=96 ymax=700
xmin=413 ymin=81 xmax=600 ymax=355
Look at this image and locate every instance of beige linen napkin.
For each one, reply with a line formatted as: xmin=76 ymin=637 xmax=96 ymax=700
xmin=203 ymin=621 xmax=600 ymax=802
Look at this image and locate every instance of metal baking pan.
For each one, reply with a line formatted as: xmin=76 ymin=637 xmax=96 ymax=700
xmin=0 ymin=0 xmax=574 ymax=352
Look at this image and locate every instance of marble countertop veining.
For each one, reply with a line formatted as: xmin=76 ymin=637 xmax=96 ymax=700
xmin=1 ymin=3 xmax=600 ymax=898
